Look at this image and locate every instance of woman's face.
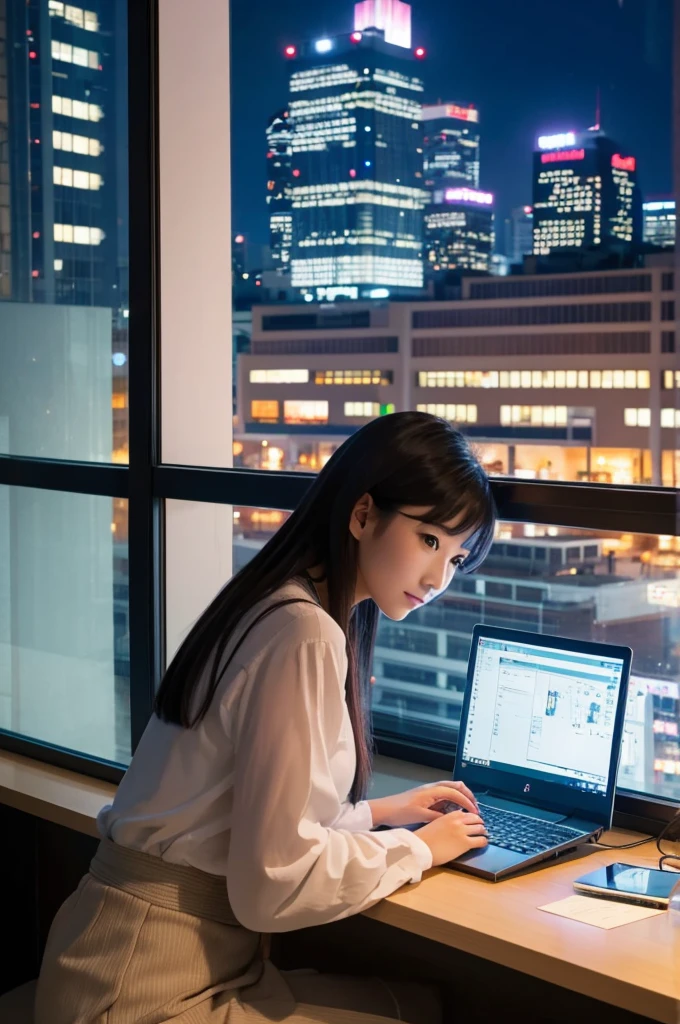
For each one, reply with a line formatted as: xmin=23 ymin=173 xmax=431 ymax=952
xmin=349 ymin=497 xmax=477 ymax=620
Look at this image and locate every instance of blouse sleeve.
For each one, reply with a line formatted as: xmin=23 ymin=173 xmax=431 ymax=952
xmin=226 ymin=619 xmax=432 ymax=933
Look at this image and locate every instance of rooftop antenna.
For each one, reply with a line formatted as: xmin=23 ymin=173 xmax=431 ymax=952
xmin=589 ymin=86 xmax=602 ymax=131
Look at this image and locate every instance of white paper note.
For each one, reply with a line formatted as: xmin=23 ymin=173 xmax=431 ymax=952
xmin=539 ymin=895 xmax=665 ymax=929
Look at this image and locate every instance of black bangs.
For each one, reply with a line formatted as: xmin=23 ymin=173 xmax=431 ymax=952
xmin=415 ymin=478 xmax=497 ymax=574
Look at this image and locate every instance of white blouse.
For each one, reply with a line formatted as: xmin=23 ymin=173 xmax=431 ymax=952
xmin=98 ymin=579 xmax=433 ymax=933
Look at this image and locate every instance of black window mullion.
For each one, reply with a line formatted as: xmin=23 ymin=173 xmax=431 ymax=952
xmin=127 ymin=0 xmax=163 ymax=755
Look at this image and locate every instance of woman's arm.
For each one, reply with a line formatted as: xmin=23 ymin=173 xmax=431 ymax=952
xmin=226 ymin=618 xmax=432 ymax=933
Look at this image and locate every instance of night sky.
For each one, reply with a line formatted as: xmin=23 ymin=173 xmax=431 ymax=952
xmin=230 ymin=0 xmax=673 ymax=257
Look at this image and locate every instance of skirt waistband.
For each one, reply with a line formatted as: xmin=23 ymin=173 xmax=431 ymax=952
xmin=89 ymin=838 xmax=241 ymax=927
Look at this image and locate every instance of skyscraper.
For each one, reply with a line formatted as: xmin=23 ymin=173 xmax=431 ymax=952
xmin=421 ymin=103 xmax=489 ymax=278
xmin=643 ymin=200 xmax=676 ymax=249
xmin=3 ymin=0 xmax=127 ymax=310
xmin=424 ymin=185 xmax=494 ymax=274
xmin=532 ymin=130 xmax=642 ymax=258
xmin=266 ymin=109 xmax=293 ymax=275
xmin=285 ymin=0 xmax=427 ymax=298
xmin=505 ymin=205 xmax=534 ymax=266
xmin=423 ymin=103 xmax=480 ymax=189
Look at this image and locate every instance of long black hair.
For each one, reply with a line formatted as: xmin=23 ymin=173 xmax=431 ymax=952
xmin=155 ymin=412 xmax=496 ymax=801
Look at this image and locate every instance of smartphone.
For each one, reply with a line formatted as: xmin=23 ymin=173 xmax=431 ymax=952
xmin=573 ymin=863 xmax=678 ymax=908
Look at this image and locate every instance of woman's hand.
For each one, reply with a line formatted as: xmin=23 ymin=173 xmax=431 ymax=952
xmin=367 ymin=780 xmax=480 ymax=828
xmin=415 ymin=810 xmax=488 ymax=867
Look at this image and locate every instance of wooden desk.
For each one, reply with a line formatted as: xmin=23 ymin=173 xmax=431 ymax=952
xmin=1 ymin=751 xmax=678 ymax=1021
xmin=369 ymin=836 xmax=680 ymax=1023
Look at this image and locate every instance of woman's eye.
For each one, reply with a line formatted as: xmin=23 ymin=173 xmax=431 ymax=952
xmin=422 ymin=534 xmax=439 ymax=550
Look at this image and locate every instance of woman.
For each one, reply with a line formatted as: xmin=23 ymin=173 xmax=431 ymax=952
xmin=36 ymin=412 xmax=495 ymax=1024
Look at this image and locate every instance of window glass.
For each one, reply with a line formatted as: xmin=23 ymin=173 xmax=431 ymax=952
xmin=1 ymin=0 xmax=128 ymax=463
xmin=229 ymin=1 xmax=674 ymax=486
xmin=167 ymin=505 xmax=680 ymax=804
xmin=0 ymin=486 xmax=129 ymax=763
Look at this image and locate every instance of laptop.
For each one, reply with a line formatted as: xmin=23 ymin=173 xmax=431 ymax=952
xmin=444 ymin=624 xmax=632 ymax=881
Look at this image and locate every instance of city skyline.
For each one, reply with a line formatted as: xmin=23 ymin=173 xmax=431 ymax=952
xmin=230 ymin=0 xmax=673 ymax=254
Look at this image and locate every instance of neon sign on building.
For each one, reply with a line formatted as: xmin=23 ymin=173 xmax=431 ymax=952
xmin=540 ymin=148 xmax=585 ymax=164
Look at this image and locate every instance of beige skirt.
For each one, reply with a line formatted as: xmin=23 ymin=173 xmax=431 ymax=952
xmin=34 ymin=839 xmax=441 ymax=1024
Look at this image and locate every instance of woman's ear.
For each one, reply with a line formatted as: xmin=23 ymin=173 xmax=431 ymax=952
xmin=349 ymin=493 xmax=374 ymax=540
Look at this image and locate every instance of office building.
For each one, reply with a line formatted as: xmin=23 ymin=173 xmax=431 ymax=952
xmin=422 ymin=102 xmax=480 ymax=189
xmin=285 ymin=0 xmax=427 ymax=298
xmin=238 ymin=255 xmax=676 ymax=487
xmin=424 ymin=185 xmax=494 ymax=274
xmin=532 ymin=129 xmax=642 ymax=258
xmin=644 ymin=199 xmax=676 ymax=249
xmin=266 ymin=109 xmax=294 ymax=274
xmin=3 ymin=0 xmax=127 ymax=310
xmin=505 ymin=205 xmax=534 ymax=266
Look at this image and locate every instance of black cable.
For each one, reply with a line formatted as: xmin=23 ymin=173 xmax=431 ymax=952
xmin=593 ymin=811 xmax=680 ymax=870
xmin=593 ymin=832 xmax=652 ymax=851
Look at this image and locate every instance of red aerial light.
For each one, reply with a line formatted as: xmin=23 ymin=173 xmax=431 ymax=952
xmin=30 ymin=102 xmax=40 ymax=109
xmin=292 ymin=168 xmax=301 ymax=178
xmin=350 ymin=31 xmax=362 ymax=43
xmin=234 ymin=234 xmax=245 ymax=244
xmin=349 ymin=168 xmax=357 ymax=178
xmin=31 ymin=270 xmax=39 ymax=278
xmin=414 ymin=46 xmax=426 ymax=59
xmin=32 ymin=231 xmax=40 ymax=239
xmin=284 ymin=45 xmax=297 ymax=58
xmin=29 ymin=50 xmax=37 ymax=59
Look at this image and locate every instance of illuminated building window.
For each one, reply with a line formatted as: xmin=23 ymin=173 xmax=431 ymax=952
xmin=53 ymin=130 xmax=103 ymax=156
xmin=284 ymin=400 xmax=329 ymax=424
xmin=345 ymin=402 xmax=380 ymax=417
xmin=54 ymin=224 xmax=104 ymax=245
xmin=49 ymin=2 xmax=99 ymax=30
xmin=500 ymin=406 xmax=568 ymax=427
xmin=315 ymin=369 xmax=393 ymax=385
xmin=417 ymin=369 xmax=650 ymax=389
xmin=52 ymin=95 xmax=104 ymax=122
xmin=624 ymin=408 xmax=651 ymax=427
xmin=112 ymin=394 xmax=127 ymax=410
xmin=250 ymin=400 xmax=280 ymax=423
xmin=51 ymin=40 xmax=99 ymax=68
xmin=53 ymin=167 xmax=103 ymax=190
xmin=661 ymin=409 xmax=680 ymax=428
xmin=416 ymin=404 xmax=477 ymax=424
xmin=249 ymin=369 xmax=310 ymax=384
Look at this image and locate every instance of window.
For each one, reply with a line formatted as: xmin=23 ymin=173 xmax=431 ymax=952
xmin=250 ymin=400 xmax=280 ymax=423
xmin=413 ymin=302 xmax=652 ymax=330
xmin=315 ymin=369 xmax=393 ymax=385
xmin=51 ymin=40 xmax=100 ymax=69
xmin=415 ymin=403 xmax=477 ymax=423
xmin=412 ymin=332 xmax=651 ymax=358
xmin=345 ymin=401 xmax=380 ymax=417
xmin=0 ymin=486 xmax=130 ymax=763
xmin=624 ymin=408 xmax=651 ymax=427
xmin=662 ymin=300 xmax=676 ymax=321
xmin=500 ymin=406 xmax=568 ymax=427
xmin=53 ymin=130 xmax=104 ymax=156
xmin=249 ymin=369 xmax=310 ymax=384
xmin=283 ymin=400 xmax=329 ymax=424
xmin=53 ymin=96 xmax=104 ymax=122
xmin=54 ymin=167 xmax=103 ymax=190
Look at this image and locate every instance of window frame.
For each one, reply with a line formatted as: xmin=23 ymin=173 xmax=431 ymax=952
xmin=0 ymin=0 xmax=678 ymax=838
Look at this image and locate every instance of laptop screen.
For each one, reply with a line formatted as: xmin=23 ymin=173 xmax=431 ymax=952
xmin=460 ymin=634 xmax=626 ymax=797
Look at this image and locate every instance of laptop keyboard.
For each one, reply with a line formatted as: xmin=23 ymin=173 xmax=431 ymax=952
xmin=477 ymin=802 xmax=585 ymax=856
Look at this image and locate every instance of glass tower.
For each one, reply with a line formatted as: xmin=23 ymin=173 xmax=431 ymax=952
xmin=286 ymin=2 xmax=427 ymax=297
xmin=266 ymin=108 xmax=293 ymax=275
xmin=532 ymin=130 xmax=642 ymax=258
xmin=422 ymin=103 xmax=480 ymax=189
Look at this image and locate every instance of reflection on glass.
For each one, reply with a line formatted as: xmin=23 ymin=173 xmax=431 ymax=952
xmin=227 ymin=511 xmax=679 ymax=803
xmin=0 ymin=486 xmax=130 ymax=763
xmin=0 ymin=0 xmax=129 ymax=463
